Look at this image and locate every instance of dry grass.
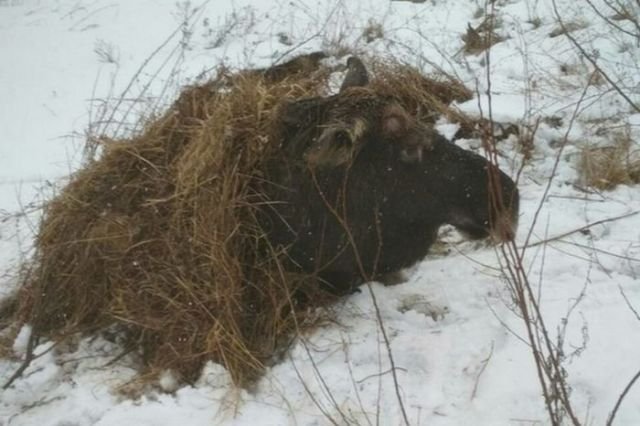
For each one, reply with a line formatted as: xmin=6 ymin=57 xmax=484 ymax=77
xmin=579 ymin=130 xmax=640 ymax=189
xmin=7 ymin=55 xmax=474 ymax=388
xmin=549 ymin=20 xmax=589 ymax=38
xmin=0 ymin=297 xmax=18 ymax=359
xmin=369 ymin=60 xmax=473 ymax=123
xmin=362 ymin=19 xmax=384 ymax=43
xmin=462 ymin=17 xmax=505 ymax=55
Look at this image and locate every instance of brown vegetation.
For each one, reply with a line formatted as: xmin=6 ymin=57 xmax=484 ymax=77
xmin=462 ymin=17 xmax=505 ymax=55
xmin=579 ymin=130 xmax=640 ymax=189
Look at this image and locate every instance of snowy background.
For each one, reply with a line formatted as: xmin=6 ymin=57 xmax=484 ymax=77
xmin=1 ymin=0 xmax=640 ymax=424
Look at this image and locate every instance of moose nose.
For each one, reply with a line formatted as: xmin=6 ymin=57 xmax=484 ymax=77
xmin=490 ymin=208 xmax=518 ymax=243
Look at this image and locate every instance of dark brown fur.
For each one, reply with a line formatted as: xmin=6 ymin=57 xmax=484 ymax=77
xmin=259 ymin=58 xmax=519 ymax=294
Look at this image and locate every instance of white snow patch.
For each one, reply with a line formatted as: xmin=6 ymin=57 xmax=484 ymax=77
xmin=11 ymin=324 xmax=31 ymax=357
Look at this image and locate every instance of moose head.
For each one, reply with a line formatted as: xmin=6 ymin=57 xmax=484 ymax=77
xmin=260 ymin=57 xmax=519 ymax=294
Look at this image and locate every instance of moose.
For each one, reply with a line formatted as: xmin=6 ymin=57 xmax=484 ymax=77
xmin=0 ymin=54 xmax=520 ymax=391
xmin=259 ymin=57 xmax=520 ymax=295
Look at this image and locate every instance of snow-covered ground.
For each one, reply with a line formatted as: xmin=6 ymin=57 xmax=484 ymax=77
xmin=1 ymin=0 xmax=639 ymax=424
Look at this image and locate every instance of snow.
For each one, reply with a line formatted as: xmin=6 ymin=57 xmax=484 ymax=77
xmin=1 ymin=0 xmax=639 ymax=425
xmin=11 ymin=325 xmax=31 ymax=357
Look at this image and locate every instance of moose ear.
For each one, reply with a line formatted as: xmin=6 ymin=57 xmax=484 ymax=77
xmin=276 ymin=97 xmax=331 ymax=151
xmin=339 ymin=57 xmax=369 ymax=93
xmin=305 ymin=120 xmax=367 ymax=168
xmin=381 ymin=104 xmax=435 ymax=164
xmin=279 ymin=97 xmax=328 ymax=126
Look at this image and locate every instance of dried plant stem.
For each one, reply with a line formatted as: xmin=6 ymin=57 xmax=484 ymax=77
xmin=551 ymin=0 xmax=640 ymax=114
xmin=525 ymin=210 xmax=640 ymax=248
xmin=3 ymin=330 xmax=37 ymax=390
xmin=100 ymin=24 xmax=184 ymax=138
xmin=289 ymin=354 xmax=341 ymax=426
xmin=481 ymin=0 xmax=585 ymax=422
xmin=607 ymin=368 xmax=640 ymax=426
xmin=618 ymin=285 xmax=640 ymax=321
xmin=310 ymin=171 xmax=410 ymax=426
xmin=471 ymin=341 xmax=494 ymax=400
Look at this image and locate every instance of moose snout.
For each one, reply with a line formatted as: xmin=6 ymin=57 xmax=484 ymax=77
xmin=489 ymin=184 xmax=520 ymax=243
xmin=489 ymin=207 xmax=519 ymax=243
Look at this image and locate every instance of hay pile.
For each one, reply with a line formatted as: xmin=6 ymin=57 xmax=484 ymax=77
xmin=579 ymin=135 xmax=640 ymax=190
xmin=10 ymin=55 xmax=473 ymax=387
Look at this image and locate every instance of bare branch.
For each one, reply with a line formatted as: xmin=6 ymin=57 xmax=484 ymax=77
xmin=618 ymin=285 xmax=640 ymax=322
xmin=607 ymin=367 xmax=640 ymax=425
xmin=309 ymin=170 xmax=411 ymax=426
xmin=525 ymin=210 xmax=640 ymax=249
xmin=3 ymin=330 xmax=38 ymax=390
xmin=471 ymin=341 xmax=495 ymax=400
xmin=552 ymin=0 xmax=640 ymax=114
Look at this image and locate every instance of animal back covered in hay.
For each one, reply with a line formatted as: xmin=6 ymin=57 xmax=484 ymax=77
xmin=9 ymin=54 xmax=519 ymax=387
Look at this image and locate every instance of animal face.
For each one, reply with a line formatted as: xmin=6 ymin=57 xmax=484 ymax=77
xmin=261 ymin=57 xmax=519 ymax=294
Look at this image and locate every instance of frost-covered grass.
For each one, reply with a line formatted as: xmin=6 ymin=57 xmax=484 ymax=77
xmin=1 ymin=0 xmax=640 ymax=425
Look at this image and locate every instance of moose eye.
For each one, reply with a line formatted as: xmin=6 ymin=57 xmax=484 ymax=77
xmin=334 ymin=130 xmax=352 ymax=147
xmin=400 ymin=145 xmax=423 ymax=163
